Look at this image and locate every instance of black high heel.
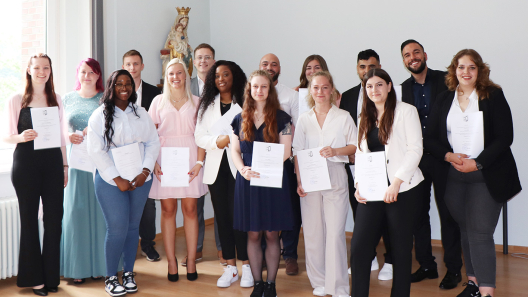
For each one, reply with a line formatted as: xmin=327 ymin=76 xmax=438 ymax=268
xmin=168 ymin=272 xmax=179 ymax=282
xmin=187 ymin=271 xmax=198 ymax=281
xmin=32 ymin=288 xmax=48 ymax=296
xmin=168 ymin=259 xmax=179 ymax=282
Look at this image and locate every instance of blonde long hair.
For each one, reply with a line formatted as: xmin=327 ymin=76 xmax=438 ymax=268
xmin=159 ymin=58 xmax=193 ymax=110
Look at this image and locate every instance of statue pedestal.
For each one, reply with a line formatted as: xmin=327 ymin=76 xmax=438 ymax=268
xmin=157 ymin=79 xmax=163 ymax=91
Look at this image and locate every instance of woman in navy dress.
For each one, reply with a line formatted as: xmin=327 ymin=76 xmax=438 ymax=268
xmin=230 ymin=70 xmax=293 ymax=297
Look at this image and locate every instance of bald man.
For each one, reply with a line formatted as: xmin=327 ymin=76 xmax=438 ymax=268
xmin=259 ymin=53 xmax=301 ymax=276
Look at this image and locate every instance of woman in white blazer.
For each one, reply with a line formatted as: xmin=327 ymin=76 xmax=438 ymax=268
xmin=194 ymin=60 xmax=253 ymax=288
xmin=349 ymin=69 xmax=423 ymax=297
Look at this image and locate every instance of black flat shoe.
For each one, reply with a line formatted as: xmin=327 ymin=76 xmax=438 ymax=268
xmin=440 ymin=271 xmax=462 ymax=289
xmin=411 ymin=266 xmax=438 ymax=283
xmin=45 ymin=286 xmax=58 ymax=293
xmin=187 ymin=271 xmax=198 ymax=281
xmin=32 ymin=288 xmax=48 ymax=296
xmin=91 ymin=276 xmax=103 ymax=281
xmin=168 ymin=272 xmax=179 ymax=282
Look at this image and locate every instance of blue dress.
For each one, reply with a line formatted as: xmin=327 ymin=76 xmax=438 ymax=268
xmin=231 ymin=110 xmax=294 ymax=232
xmin=60 ymin=91 xmax=108 ymax=278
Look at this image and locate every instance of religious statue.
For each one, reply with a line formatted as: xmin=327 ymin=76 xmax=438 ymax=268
xmin=160 ymin=7 xmax=193 ymax=79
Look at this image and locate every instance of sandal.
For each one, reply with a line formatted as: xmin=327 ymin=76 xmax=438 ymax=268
xmin=73 ymin=278 xmax=85 ymax=284
xmin=91 ymin=276 xmax=103 ymax=281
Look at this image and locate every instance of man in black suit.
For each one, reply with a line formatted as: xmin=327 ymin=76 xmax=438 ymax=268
xmin=341 ymin=50 xmax=394 ymax=280
xmin=400 ymin=39 xmax=462 ymax=289
xmin=123 ymin=49 xmax=162 ymax=261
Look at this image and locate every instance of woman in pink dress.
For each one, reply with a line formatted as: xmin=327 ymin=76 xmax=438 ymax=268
xmin=148 ymin=58 xmax=208 ymax=282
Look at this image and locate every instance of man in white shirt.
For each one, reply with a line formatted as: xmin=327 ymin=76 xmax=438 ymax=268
xmin=259 ymin=53 xmax=300 ymax=275
xmin=122 ymin=50 xmax=161 ymax=262
xmin=188 ymin=43 xmax=224 ymax=266
xmin=191 ymin=43 xmax=216 ymax=97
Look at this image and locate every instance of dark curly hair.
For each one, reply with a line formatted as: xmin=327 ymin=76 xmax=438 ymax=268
xmin=100 ymin=69 xmax=139 ymax=151
xmin=196 ymin=60 xmax=247 ymax=121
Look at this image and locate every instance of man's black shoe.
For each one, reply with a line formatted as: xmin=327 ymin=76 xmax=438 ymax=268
xmin=411 ymin=267 xmax=438 ymax=283
xmin=141 ymin=245 xmax=160 ymax=262
xmin=440 ymin=271 xmax=462 ymax=289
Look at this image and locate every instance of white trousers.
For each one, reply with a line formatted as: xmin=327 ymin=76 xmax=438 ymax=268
xmin=301 ymin=161 xmax=350 ymax=296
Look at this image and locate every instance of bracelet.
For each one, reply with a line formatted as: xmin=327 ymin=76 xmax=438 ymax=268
xmin=63 ymin=165 xmax=69 ymax=168
xmin=141 ymin=172 xmax=148 ymax=178
xmin=142 ymin=168 xmax=150 ymax=173
xmin=196 ymin=161 xmax=204 ymax=166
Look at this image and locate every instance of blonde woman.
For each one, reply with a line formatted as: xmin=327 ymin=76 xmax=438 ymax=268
xmin=148 ymin=58 xmax=208 ymax=282
xmin=293 ymin=71 xmax=357 ymax=297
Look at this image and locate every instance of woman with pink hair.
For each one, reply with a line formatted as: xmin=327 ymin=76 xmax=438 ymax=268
xmin=60 ymin=58 xmax=109 ymax=284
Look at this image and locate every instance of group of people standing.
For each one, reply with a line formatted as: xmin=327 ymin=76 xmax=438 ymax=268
xmin=4 ymin=38 xmax=521 ymax=297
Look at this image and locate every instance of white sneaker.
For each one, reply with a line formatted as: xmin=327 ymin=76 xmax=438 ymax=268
xmin=217 ymin=265 xmax=239 ymax=287
xmin=371 ymin=256 xmax=379 ymax=271
xmin=378 ymin=263 xmax=393 ymax=280
xmin=105 ymin=276 xmax=126 ymax=297
xmin=348 ymin=267 xmax=351 ymax=275
xmin=240 ymin=264 xmax=254 ymax=287
xmin=313 ymin=286 xmax=326 ymax=296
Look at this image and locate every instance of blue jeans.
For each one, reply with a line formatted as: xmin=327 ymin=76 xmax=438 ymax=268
xmin=94 ymin=172 xmax=153 ymax=276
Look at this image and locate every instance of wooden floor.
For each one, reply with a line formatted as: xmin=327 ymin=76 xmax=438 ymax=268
xmin=1 ymin=224 xmax=528 ymax=296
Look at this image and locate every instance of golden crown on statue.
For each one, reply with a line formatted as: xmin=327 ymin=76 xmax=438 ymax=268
xmin=176 ymin=7 xmax=191 ymax=15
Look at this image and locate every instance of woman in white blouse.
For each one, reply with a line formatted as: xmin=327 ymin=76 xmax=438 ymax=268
xmin=349 ymin=69 xmax=423 ymax=297
xmin=87 ymin=69 xmax=160 ymax=297
xmin=293 ymin=71 xmax=357 ymax=297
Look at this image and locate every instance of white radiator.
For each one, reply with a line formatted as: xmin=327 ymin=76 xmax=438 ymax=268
xmin=0 ymin=196 xmax=20 ymax=280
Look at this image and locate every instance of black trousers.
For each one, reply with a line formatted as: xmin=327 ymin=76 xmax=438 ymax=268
xmin=139 ymin=197 xmax=156 ymax=251
xmin=413 ymin=154 xmax=462 ymax=273
xmin=279 ymin=160 xmax=301 ymax=260
xmin=208 ymin=151 xmax=248 ymax=261
xmin=350 ymin=183 xmax=421 ymax=297
xmin=346 ymin=165 xmax=392 ymax=264
xmin=12 ymin=143 xmax=64 ymax=288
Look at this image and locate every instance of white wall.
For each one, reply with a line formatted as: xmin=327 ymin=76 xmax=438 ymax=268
xmin=103 ymin=0 xmax=214 ymax=229
xmin=209 ymin=0 xmax=528 ymax=246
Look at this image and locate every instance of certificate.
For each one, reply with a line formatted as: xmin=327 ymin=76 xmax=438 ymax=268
xmin=298 ymin=88 xmax=310 ymax=124
xmin=69 ymin=130 xmax=95 ymax=173
xmin=209 ymin=103 xmax=242 ymax=136
xmin=250 ymin=141 xmax=284 ymax=188
xmin=161 ymin=147 xmax=190 ymax=188
xmin=111 ymin=142 xmax=143 ymax=181
xmin=297 ymin=147 xmax=331 ymax=192
xmin=451 ymin=111 xmax=484 ymax=158
xmin=355 ymin=151 xmax=388 ymax=201
xmin=394 ymin=85 xmax=402 ymax=102
xmin=30 ymin=106 xmax=61 ymax=150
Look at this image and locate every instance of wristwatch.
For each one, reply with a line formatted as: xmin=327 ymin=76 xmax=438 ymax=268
xmin=475 ymin=161 xmax=483 ymax=170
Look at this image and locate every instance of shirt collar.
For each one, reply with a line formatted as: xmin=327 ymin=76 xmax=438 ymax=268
xmin=411 ymin=68 xmax=431 ymax=85
xmin=137 ymin=80 xmax=143 ymax=92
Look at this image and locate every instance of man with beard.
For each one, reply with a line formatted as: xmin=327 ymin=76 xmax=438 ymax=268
xmin=400 ymin=39 xmax=463 ymax=290
xmin=340 ymin=49 xmax=394 ymax=281
xmin=259 ymin=53 xmax=301 ymax=276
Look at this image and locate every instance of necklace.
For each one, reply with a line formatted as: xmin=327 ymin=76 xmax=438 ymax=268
xmin=314 ymin=108 xmax=329 ymax=115
xmin=170 ymin=96 xmax=186 ymax=104
xmin=254 ymin=111 xmax=264 ymax=122
xmin=221 ymin=102 xmax=230 ymax=108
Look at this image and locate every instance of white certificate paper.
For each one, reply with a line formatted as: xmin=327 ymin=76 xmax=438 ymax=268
xmin=209 ymin=103 xmax=242 ymax=136
xmin=250 ymin=142 xmax=284 ymax=188
xmin=298 ymin=88 xmax=310 ymax=124
xmin=30 ymin=106 xmax=61 ymax=150
xmin=394 ymin=85 xmax=402 ymax=102
xmin=355 ymin=152 xmax=388 ymax=201
xmin=297 ymin=147 xmax=331 ymax=192
xmin=161 ymin=147 xmax=190 ymax=188
xmin=111 ymin=142 xmax=143 ymax=181
xmin=69 ymin=130 xmax=95 ymax=173
xmin=451 ymin=111 xmax=484 ymax=158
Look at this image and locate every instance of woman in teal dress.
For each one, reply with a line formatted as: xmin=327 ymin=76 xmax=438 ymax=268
xmin=60 ymin=58 xmax=106 ymax=284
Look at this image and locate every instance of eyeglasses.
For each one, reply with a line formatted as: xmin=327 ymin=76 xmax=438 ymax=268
xmin=196 ymin=55 xmax=212 ymax=61
xmin=115 ymin=83 xmax=133 ymax=89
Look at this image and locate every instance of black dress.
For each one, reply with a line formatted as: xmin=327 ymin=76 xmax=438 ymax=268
xmin=230 ymin=110 xmax=294 ymax=232
xmin=11 ymin=107 xmax=64 ymax=287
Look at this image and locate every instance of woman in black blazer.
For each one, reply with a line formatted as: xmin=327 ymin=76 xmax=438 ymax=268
xmin=425 ymin=49 xmax=521 ymax=297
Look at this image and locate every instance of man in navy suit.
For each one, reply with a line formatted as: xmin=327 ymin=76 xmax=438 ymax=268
xmin=123 ymin=49 xmax=162 ymax=262
xmin=400 ymin=39 xmax=462 ymax=290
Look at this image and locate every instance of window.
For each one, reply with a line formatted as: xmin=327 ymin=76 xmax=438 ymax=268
xmin=0 ymin=0 xmax=47 ymax=172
